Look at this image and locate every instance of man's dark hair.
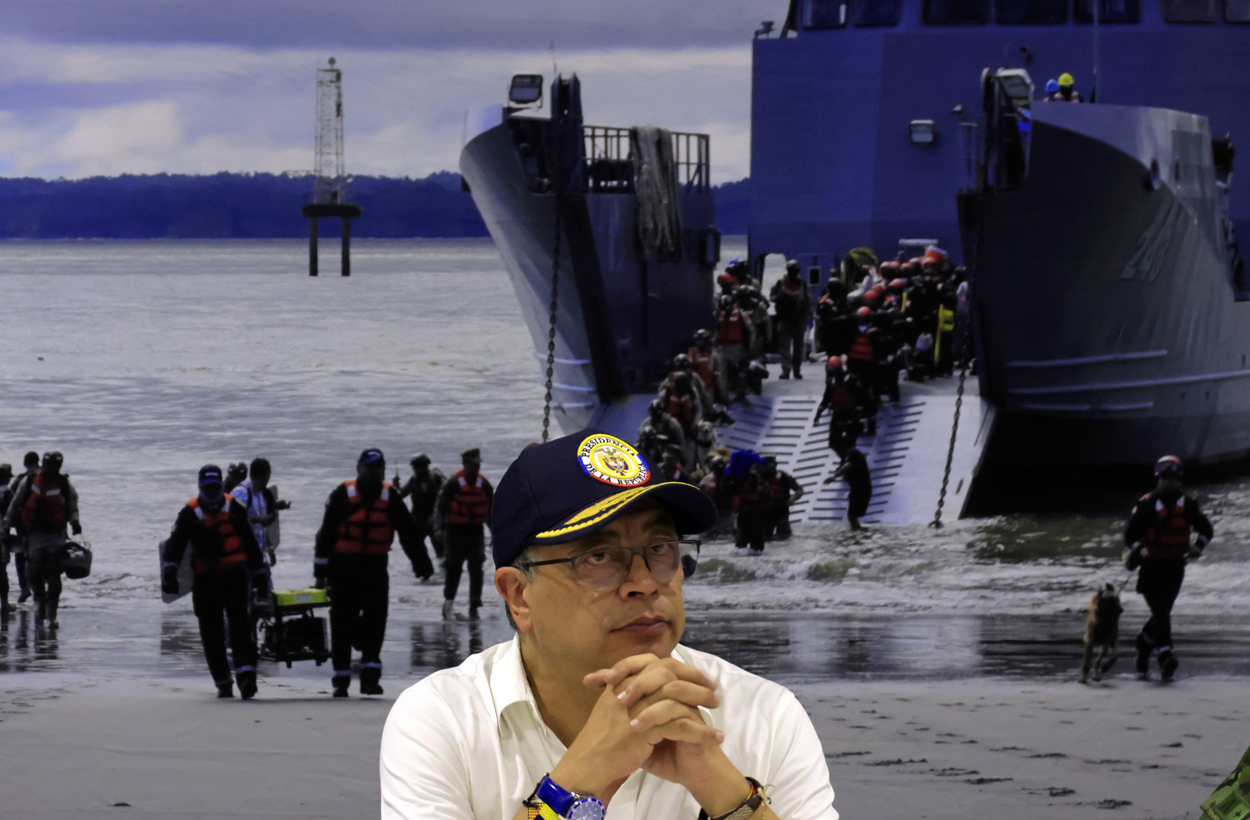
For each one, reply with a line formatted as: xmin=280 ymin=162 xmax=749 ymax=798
xmin=23 ymin=451 xmax=39 ymax=468
xmin=250 ymin=457 xmax=271 ymax=477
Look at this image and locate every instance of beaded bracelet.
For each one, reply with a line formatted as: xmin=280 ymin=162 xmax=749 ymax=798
xmin=697 ymin=777 xmax=765 ymax=820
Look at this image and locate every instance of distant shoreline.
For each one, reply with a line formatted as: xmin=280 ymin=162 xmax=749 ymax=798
xmin=0 ymin=172 xmax=748 ymax=240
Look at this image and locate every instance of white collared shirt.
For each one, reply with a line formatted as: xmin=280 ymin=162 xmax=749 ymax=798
xmin=380 ymin=638 xmax=838 ymax=820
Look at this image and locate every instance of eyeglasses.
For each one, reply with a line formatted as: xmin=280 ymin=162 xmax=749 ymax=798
xmin=521 ymin=540 xmax=701 ymax=588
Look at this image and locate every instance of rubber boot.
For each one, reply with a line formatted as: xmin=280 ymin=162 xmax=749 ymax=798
xmin=360 ymin=664 xmax=383 ymax=696
xmin=1 ymin=596 xmax=14 ymax=615
xmin=1158 ymin=648 xmax=1178 ymax=681
xmin=33 ymin=595 xmax=46 ymax=625
xmin=237 ymin=670 xmax=257 ymax=700
xmin=216 ymin=679 xmax=234 ymax=698
xmin=1135 ymin=633 xmax=1152 ymax=679
xmin=468 ymin=606 xmax=480 ymax=622
xmin=46 ymin=596 xmax=58 ymax=630
xmin=18 ymin=584 xmax=30 ymax=604
xmin=442 ymin=600 xmax=455 ymax=621
xmin=331 ymin=672 xmax=351 ymax=698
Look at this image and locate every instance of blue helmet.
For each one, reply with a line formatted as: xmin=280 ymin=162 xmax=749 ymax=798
xmin=1044 ymin=79 xmax=1060 ymax=94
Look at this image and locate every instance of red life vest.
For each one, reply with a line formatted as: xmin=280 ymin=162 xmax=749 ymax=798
xmin=717 ymin=309 xmax=745 ymax=344
xmin=665 ymin=393 xmax=698 ymax=431
xmin=187 ymin=496 xmax=247 ymax=573
xmin=447 ymin=470 xmax=490 ymax=525
xmin=19 ymin=472 xmax=67 ymax=528
xmin=688 ymin=346 xmax=716 ymax=389
xmin=1142 ymin=494 xmax=1191 ymax=558
xmin=831 ymin=381 xmax=857 ymax=410
xmin=849 ymin=331 xmax=875 ymax=363
xmin=335 ymin=480 xmax=394 ymax=554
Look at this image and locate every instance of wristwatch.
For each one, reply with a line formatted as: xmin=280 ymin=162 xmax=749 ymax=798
xmin=533 ymin=774 xmax=606 ymax=820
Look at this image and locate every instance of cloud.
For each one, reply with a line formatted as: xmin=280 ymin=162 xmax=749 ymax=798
xmin=0 ymin=40 xmax=753 ymax=182
xmin=5 ymin=0 xmax=790 ymax=51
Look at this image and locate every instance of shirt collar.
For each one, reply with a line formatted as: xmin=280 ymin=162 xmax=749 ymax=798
xmin=489 ymin=635 xmax=536 ymax=721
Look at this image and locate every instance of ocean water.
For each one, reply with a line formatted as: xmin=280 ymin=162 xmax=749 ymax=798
xmin=1 ymin=238 xmax=1247 ymax=684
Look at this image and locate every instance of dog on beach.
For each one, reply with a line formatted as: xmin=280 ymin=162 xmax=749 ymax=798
xmin=1080 ymin=583 xmax=1123 ymax=683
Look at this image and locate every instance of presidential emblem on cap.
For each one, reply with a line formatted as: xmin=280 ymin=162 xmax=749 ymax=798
xmin=577 ymin=434 xmax=650 ymax=487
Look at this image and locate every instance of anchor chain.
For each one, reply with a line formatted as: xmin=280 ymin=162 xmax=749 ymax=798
xmin=540 ymin=200 xmax=562 ymax=443
xmin=931 ymin=193 xmax=982 ymax=529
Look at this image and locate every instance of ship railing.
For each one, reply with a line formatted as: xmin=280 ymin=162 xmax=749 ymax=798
xmin=582 ymin=126 xmax=710 ymax=195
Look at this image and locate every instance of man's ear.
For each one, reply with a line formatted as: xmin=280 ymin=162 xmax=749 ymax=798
xmin=495 ymin=567 xmax=533 ymax=632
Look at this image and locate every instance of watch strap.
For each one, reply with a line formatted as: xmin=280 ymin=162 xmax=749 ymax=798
xmin=535 ymin=774 xmax=577 ymax=817
xmin=698 ymin=777 xmax=765 ymax=820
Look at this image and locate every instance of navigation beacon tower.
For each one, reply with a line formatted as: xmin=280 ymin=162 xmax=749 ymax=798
xmin=302 ymin=57 xmax=361 ymax=276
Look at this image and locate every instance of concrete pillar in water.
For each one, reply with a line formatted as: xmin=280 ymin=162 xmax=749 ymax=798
xmin=341 ymin=216 xmax=351 ymax=277
xmin=309 ymin=217 xmax=319 ymax=276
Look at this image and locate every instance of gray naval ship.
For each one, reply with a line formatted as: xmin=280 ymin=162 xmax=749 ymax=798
xmin=960 ymin=69 xmax=1246 ymax=499
xmin=460 ymin=75 xmax=992 ymax=526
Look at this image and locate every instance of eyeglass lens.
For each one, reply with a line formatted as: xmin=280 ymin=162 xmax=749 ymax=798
xmin=570 ymin=541 xmax=694 ymax=587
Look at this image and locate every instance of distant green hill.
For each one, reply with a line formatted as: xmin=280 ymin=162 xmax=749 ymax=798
xmin=0 ymin=172 xmax=749 ymax=239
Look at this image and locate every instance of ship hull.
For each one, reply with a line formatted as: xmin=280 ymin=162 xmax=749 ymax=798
xmin=964 ymin=104 xmax=1250 ymax=467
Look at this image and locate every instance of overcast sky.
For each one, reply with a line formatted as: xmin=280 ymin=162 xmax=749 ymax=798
xmin=0 ymin=1 xmax=788 ymax=183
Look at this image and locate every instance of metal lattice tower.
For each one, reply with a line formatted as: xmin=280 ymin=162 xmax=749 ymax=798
xmin=313 ymin=57 xmax=345 ymax=205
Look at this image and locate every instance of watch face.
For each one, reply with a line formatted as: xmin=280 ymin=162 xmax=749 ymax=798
xmin=567 ymin=796 xmax=606 ymax=820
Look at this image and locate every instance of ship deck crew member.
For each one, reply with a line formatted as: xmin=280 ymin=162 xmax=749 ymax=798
xmin=1123 ymin=455 xmax=1213 ymax=680
xmin=162 ymin=464 xmax=263 ymax=699
xmin=733 ymin=463 xmax=774 ymax=554
xmin=716 ymin=290 xmax=755 ymax=402
xmin=0 ymin=463 xmax=16 ymax=614
xmin=7 ymin=452 xmax=40 ymax=604
xmin=688 ymin=329 xmax=725 ymax=405
xmin=434 ymin=448 xmax=494 ymax=622
xmin=380 ymin=430 xmax=838 ymax=820
xmin=4 ymin=451 xmax=81 ymax=629
xmin=395 ymin=453 xmax=447 ymax=567
xmin=1045 ymin=72 xmax=1083 ymax=102
xmin=315 ymin=448 xmax=430 ymax=698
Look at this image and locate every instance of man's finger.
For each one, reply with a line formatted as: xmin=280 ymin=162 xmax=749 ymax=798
xmin=630 ymin=698 xmax=705 ymax=733
xmin=627 ymin=679 xmax=720 ymax=715
xmin=641 ymin=716 xmax=725 ymax=747
xmin=616 ymin=661 xmax=716 ymax=706
xmin=583 ymin=653 xmax=661 ymax=688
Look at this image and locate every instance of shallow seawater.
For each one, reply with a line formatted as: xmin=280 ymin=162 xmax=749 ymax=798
xmin=0 ymin=238 xmax=1246 ymax=684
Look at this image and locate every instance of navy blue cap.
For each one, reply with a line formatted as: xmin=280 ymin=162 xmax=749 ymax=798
xmin=198 ymin=464 xmax=223 ymax=487
xmin=491 ymin=429 xmax=718 ymax=568
xmin=358 ymin=448 xmax=385 ymax=465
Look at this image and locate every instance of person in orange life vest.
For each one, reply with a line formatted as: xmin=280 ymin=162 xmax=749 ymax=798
xmin=716 ymin=289 xmax=755 ymax=402
xmin=4 ymin=451 xmax=80 ymax=630
xmin=814 ymin=357 xmax=865 ymax=454
xmin=1123 ymin=455 xmax=1213 ymax=681
xmin=687 ymin=329 xmax=725 ymax=402
xmin=846 ymin=307 xmax=882 ymax=434
xmin=771 ymin=260 xmax=815 ymax=380
xmin=761 ymin=456 xmax=805 ymax=541
xmin=162 ymin=464 xmax=263 ymax=698
xmin=434 ymin=448 xmax=494 ymax=622
xmin=5 ymin=451 xmax=40 ymax=606
xmin=733 ymin=464 xmax=773 ymax=554
xmin=315 ymin=448 xmax=428 ymax=698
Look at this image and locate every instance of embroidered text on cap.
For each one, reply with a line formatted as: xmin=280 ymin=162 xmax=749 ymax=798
xmin=577 ymin=434 xmax=650 ymax=488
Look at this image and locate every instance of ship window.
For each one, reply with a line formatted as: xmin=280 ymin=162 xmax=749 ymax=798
xmin=1074 ymin=0 xmax=1142 ymax=22
xmin=802 ymin=0 xmax=849 ymax=28
xmin=855 ymin=0 xmax=902 ymax=25
xmin=1226 ymin=0 xmax=1250 ymax=21
xmin=924 ymin=0 xmax=991 ymax=23
xmin=1163 ymin=0 xmax=1218 ymax=20
xmin=996 ymin=0 xmax=1068 ymax=23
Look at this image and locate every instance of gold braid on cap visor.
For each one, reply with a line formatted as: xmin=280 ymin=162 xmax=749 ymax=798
xmin=533 ymin=483 xmax=687 ymax=541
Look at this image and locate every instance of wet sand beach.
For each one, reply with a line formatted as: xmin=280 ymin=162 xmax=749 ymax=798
xmin=2 ymin=670 xmax=1242 ymax=820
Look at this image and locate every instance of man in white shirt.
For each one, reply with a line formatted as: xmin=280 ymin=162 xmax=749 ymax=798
xmin=380 ymin=430 xmax=838 ymax=820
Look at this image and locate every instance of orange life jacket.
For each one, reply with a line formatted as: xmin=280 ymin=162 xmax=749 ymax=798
xmin=717 ymin=309 xmax=746 ymax=344
xmin=447 ymin=471 xmax=490 ymax=525
xmin=335 ymin=480 xmax=394 ymax=554
xmin=665 ymin=393 xmax=698 ymax=431
xmin=688 ymin=346 xmax=716 ymax=389
xmin=1142 ymin=494 xmax=1191 ymax=559
xmin=19 ymin=472 xmax=67 ymax=529
xmin=187 ymin=496 xmax=248 ymax=573
xmin=849 ymin=331 xmax=875 ymax=363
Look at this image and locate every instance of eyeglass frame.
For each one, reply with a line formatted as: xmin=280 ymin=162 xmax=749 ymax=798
xmin=518 ymin=539 xmax=701 ymax=585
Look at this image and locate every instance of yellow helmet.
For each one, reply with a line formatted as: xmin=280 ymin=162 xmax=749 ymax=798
xmin=1058 ymin=72 xmax=1075 ymax=87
